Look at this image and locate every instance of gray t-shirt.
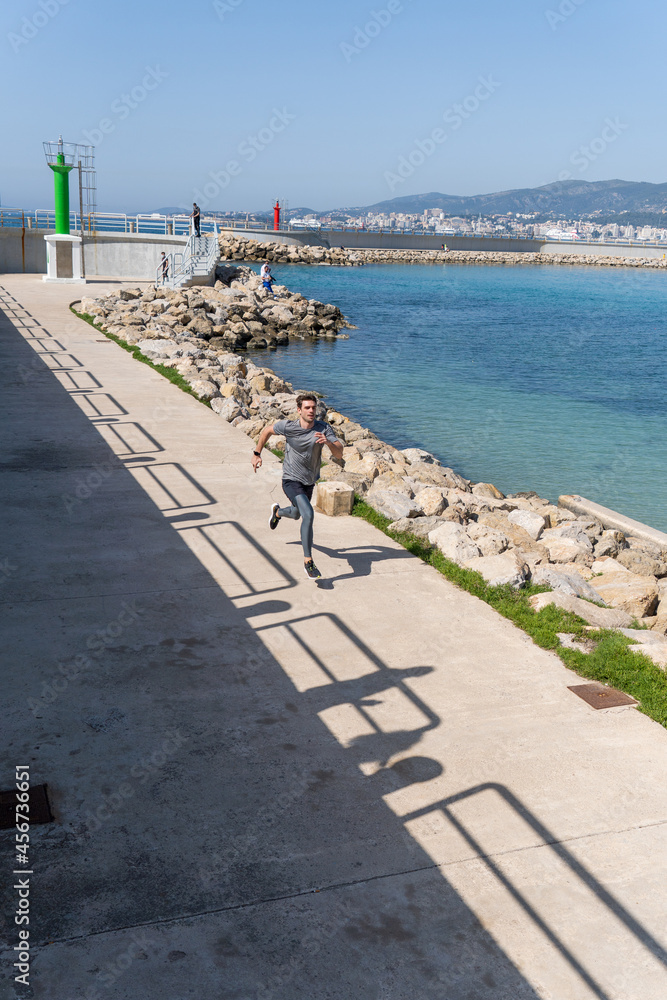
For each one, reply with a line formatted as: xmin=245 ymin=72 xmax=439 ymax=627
xmin=273 ymin=418 xmax=338 ymax=485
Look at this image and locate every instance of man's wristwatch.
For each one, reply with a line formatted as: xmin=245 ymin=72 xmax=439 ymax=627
xmin=253 ymin=450 xmax=261 ymax=456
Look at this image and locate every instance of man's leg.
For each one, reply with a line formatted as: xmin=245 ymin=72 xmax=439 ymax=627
xmin=294 ymin=493 xmax=314 ymax=561
xmin=276 ymin=500 xmax=300 ymax=521
xmin=276 ymin=483 xmax=319 ymax=576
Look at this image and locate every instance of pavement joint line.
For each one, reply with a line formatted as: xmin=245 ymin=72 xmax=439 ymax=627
xmin=25 ymin=817 xmax=667 ymax=950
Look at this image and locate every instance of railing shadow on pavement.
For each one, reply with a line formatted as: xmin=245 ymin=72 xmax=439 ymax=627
xmin=251 ymin=607 xmax=667 ymax=999
xmin=401 ymin=783 xmax=667 ymax=1000
xmin=178 ymin=519 xmax=297 ymax=596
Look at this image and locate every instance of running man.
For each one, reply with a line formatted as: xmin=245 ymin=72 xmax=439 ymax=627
xmin=252 ymin=394 xmax=343 ymax=579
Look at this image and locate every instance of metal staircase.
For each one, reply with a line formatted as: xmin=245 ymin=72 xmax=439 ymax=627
xmin=156 ymin=235 xmax=219 ymax=289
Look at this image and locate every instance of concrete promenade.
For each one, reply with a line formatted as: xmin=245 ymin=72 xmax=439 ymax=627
xmin=1 ymin=273 xmax=667 ymax=1000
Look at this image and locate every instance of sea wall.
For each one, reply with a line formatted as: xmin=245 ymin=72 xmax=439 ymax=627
xmin=82 ymin=232 xmax=187 ymax=280
xmin=0 ymin=229 xmax=187 ymax=279
xmin=75 ymin=265 xmax=667 ymax=651
xmin=0 ymin=228 xmax=49 ymax=274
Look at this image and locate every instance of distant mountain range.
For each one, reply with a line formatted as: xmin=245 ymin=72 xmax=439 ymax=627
xmin=339 ymin=179 xmax=667 ymax=218
xmin=149 ymin=180 xmax=667 ymax=222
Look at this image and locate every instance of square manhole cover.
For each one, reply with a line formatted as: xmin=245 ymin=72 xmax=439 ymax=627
xmin=568 ymin=683 xmax=637 ymax=710
xmin=0 ymin=784 xmax=53 ymax=830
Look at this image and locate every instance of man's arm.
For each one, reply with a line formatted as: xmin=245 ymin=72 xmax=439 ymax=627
xmin=325 ymin=436 xmax=344 ymax=462
xmin=316 ymin=426 xmax=343 ymax=462
xmin=251 ymin=423 xmax=275 ymax=472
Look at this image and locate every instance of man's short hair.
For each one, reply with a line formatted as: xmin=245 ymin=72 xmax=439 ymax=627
xmin=296 ymin=393 xmax=317 ymax=409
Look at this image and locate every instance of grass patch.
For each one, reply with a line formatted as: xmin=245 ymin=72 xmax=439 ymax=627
xmin=71 ymin=308 xmax=212 ymax=408
xmin=269 ymin=448 xmax=284 ymax=461
xmin=352 ymin=498 xmax=667 ymax=728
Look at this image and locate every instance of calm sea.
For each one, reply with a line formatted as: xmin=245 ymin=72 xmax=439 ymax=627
xmin=246 ymin=262 xmax=667 ymax=532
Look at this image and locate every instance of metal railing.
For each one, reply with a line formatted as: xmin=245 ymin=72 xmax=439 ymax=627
xmin=156 ymin=235 xmax=219 ymax=289
xmin=0 ymin=209 xmax=220 ymax=237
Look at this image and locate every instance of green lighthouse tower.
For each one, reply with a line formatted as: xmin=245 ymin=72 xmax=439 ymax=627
xmin=48 ymin=136 xmax=74 ymax=234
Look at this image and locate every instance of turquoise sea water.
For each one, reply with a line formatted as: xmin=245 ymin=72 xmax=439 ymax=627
xmin=246 ymin=263 xmax=667 ymax=532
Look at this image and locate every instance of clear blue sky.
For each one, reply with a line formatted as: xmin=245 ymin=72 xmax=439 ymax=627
xmin=1 ymin=0 xmax=664 ymax=213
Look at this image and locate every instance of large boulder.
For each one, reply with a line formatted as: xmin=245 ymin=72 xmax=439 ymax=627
xmin=508 ymin=508 xmax=546 ymax=541
xmin=551 ymin=522 xmax=596 ymax=546
xmin=464 ymin=552 xmax=530 ymax=589
xmin=428 ymin=522 xmax=481 ymax=564
xmin=448 ymin=490 xmax=518 ymax=516
xmin=414 ymin=487 xmax=448 ymax=516
xmin=409 ymin=463 xmax=470 ymax=491
xmin=269 ymin=306 xmax=295 ymax=327
xmin=471 ymin=482 xmax=505 ymax=499
xmin=346 ymin=454 xmax=393 ymax=480
xmin=134 ymin=339 xmax=180 ymax=358
xmin=594 ymin=529 xmax=626 ymax=558
xmin=370 ymin=473 xmax=413 ymax=496
xmin=616 ymin=548 xmax=667 ymax=578
xmin=366 ymin=490 xmax=424 ymax=521
xmin=652 ymin=609 xmax=667 ymax=635
xmin=188 ymin=379 xmax=219 ymax=401
xmin=529 ymin=591 xmax=633 ymax=628
xmin=476 ymin=512 xmax=549 ymax=562
xmin=540 ymin=527 xmax=593 ymax=564
xmin=466 ymin=523 xmax=510 ymax=556
xmin=532 ymin=566 xmax=605 ymax=603
xmin=186 ymin=317 xmax=214 ymax=337
xmin=387 ymin=516 xmax=448 ymax=539
xmin=211 ymin=397 xmax=250 ymax=421
xmin=400 ymin=448 xmax=441 ymax=466
xmin=589 ymin=559 xmax=660 ymax=618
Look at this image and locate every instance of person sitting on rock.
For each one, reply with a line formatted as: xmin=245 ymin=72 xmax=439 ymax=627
xmin=260 ymin=262 xmax=277 ymax=298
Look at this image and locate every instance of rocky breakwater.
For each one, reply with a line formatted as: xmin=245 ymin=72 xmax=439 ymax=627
xmin=219 ymin=235 xmax=362 ymax=266
xmin=80 ymin=265 xmax=351 ymax=353
xmin=354 ymin=249 xmax=667 ymax=268
xmin=219 ymin=235 xmax=667 ymax=270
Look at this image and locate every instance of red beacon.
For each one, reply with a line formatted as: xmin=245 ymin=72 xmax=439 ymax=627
xmin=273 ymin=200 xmax=280 ymax=231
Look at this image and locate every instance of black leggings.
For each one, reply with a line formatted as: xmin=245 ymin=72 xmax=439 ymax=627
xmin=279 ymin=481 xmax=315 ymax=559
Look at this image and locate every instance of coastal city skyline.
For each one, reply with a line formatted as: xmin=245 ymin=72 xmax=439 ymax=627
xmin=1 ymin=0 xmax=666 ymax=213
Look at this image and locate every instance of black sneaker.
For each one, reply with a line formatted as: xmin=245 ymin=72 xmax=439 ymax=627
xmin=304 ymin=559 xmax=321 ymax=580
xmin=269 ymin=503 xmax=281 ymax=530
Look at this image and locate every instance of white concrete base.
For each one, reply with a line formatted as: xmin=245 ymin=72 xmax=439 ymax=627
xmin=44 ymin=232 xmax=85 ymax=282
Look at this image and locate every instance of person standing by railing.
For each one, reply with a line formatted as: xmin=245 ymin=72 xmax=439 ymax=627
xmin=160 ymin=251 xmax=169 ymax=284
xmin=191 ymin=202 xmax=201 ymax=237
